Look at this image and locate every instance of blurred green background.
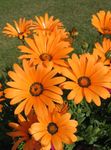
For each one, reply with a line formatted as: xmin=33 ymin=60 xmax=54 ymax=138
xmin=0 ymin=0 xmax=111 ymax=70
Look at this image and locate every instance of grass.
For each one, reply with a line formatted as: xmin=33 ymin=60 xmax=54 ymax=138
xmin=0 ymin=0 xmax=111 ymax=71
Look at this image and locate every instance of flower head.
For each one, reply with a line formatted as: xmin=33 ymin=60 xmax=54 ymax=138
xmin=29 ymin=110 xmax=78 ymax=150
xmin=33 ymin=13 xmax=62 ymax=31
xmin=62 ymin=54 xmax=111 ymax=106
xmin=18 ymin=32 xmax=73 ymax=72
xmin=92 ymin=10 xmax=111 ymax=34
xmin=32 ymin=13 xmax=68 ymax=39
xmin=7 ymin=112 xmax=41 ymax=150
xmin=3 ymin=18 xmax=32 ymax=39
xmin=4 ymin=60 xmax=65 ymax=116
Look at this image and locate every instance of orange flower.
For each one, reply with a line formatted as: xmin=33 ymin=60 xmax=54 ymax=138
xmin=93 ymin=38 xmax=111 ymax=66
xmin=7 ymin=111 xmax=42 ymax=150
xmin=29 ymin=110 xmax=78 ymax=150
xmin=33 ymin=13 xmax=62 ymax=31
xmin=62 ymin=54 xmax=111 ymax=106
xmin=32 ymin=13 xmax=69 ymax=41
xmin=92 ymin=10 xmax=111 ymax=34
xmin=32 ymin=13 xmax=68 ymax=38
xmin=3 ymin=18 xmax=32 ymax=39
xmin=18 ymin=32 xmax=73 ymax=72
xmin=4 ymin=60 xmax=65 ymax=116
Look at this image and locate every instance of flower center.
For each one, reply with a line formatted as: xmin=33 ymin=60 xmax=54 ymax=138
xmin=78 ymin=76 xmax=91 ymax=88
xmin=47 ymin=122 xmax=58 ymax=135
xmin=39 ymin=53 xmax=52 ymax=61
xmin=30 ymin=82 xmax=44 ymax=96
xmin=105 ymin=50 xmax=111 ymax=60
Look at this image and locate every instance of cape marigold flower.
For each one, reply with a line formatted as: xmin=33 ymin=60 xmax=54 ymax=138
xmin=33 ymin=13 xmax=62 ymax=31
xmin=32 ymin=13 xmax=69 ymax=40
xmin=92 ymin=10 xmax=111 ymax=34
xmin=7 ymin=112 xmax=42 ymax=150
xmin=93 ymin=38 xmax=111 ymax=66
xmin=3 ymin=18 xmax=32 ymax=39
xmin=4 ymin=60 xmax=65 ymax=116
xmin=29 ymin=110 xmax=78 ymax=150
xmin=62 ymin=54 xmax=111 ymax=106
xmin=18 ymin=32 xmax=73 ymax=72
xmin=32 ymin=13 xmax=61 ymax=32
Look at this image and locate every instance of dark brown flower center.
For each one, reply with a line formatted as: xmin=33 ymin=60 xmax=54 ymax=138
xmin=105 ymin=50 xmax=111 ymax=60
xmin=39 ymin=53 xmax=52 ymax=61
xmin=30 ymin=82 xmax=44 ymax=96
xmin=78 ymin=76 xmax=91 ymax=88
xmin=47 ymin=122 xmax=58 ymax=135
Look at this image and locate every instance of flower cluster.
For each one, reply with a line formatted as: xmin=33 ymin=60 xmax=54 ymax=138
xmin=2 ymin=10 xmax=111 ymax=150
xmin=3 ymin=13 xmax=78 ymax=150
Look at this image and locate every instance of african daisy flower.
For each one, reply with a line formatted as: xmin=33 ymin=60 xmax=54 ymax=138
xmin=62 ymin=54 xmax=111 ymax=106
xmin=3 ymin=18 xmax=32 ymax=39
xmin=33 ymin=13 xmax=67 ymax=33
xmin=92 ymin=10 xmax=111 ymax=34
xmin=29 ymin=110 xmax=78 ymax=150
xmin=4 ymin=60 xmax=65 ymax=116
xmin=93 ymin=38 xmax=111 ymax=66
xmin=33 ymin=13 xmax=62 ymax=31
xmin=18 ymin=32 xmax=73 ymax=72
xmin=7 ymin=111 xmax=43 ymax=150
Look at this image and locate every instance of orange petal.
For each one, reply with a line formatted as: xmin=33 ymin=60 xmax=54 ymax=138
xmin=52 ymin=135 xmax=63 ymax=150
xmin=45 ymin=86 xmax=63 ymax=95
xmin=43 ymin=91 xmax=63 ymax=104
xmin=61 ymin=68 xmax=77 ymax=81
xmin=14 ymin=99 xmax=27 ymax=114
xmin=87 ymin=89 xmax=101 ymax=106
xmin=74 ymin=88 xmax=83 ymax=104
xmin=33 ymin=131 xmax=47 ymax=141
xmin=29 ymin=123 xmax=45 ymax=134
xmin=89 ymin=85 xmax=110 ymax=99
xmin=24 ymin=98 xmax=34 ymax=116
xmin=41 ymin=134 xmax=51 ymax=146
